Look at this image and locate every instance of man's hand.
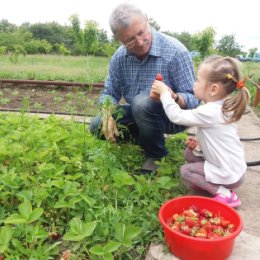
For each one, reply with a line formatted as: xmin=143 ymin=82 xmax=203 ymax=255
xmin=102 ymin=110 xmax=119 ymax=143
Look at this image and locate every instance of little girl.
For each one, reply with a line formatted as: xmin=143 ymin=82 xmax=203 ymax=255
xmin=151 ymin=55 xmax=250 ymax=208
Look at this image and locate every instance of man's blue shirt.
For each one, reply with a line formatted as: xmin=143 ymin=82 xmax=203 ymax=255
xmin=100 ymin=29 xmax=199 ymax=109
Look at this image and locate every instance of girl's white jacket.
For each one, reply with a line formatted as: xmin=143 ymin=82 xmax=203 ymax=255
xmin=160 ymin=92 xmax=247 ymax=185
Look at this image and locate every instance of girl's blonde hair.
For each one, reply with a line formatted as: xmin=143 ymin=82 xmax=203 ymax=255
xmin=203 ymin=55 xmax=250 ymax=123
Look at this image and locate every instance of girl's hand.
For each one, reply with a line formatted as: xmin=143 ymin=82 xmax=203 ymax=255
xmin=151 ymin=80 xmax=169 ymax=95
xmin=186 ymin=137 xmax=198 ymax=150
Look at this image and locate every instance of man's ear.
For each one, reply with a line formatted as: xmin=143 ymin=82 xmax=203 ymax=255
xmin=209 ymin=83 xmax=220 ymax=96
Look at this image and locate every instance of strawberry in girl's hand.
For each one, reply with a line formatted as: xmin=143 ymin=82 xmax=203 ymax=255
xmin=155 ymin=73 xmax=163 ymax=81
xmin=186 ymin=137 xmax=198 ymax=150
xmin=150 ymin=73 xmax=163 ymax=101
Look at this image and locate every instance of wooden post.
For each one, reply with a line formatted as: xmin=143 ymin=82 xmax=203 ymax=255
xmin=247 ymin=77 xmax=260 ymax=107
xmin=253 ymin=80 xmax=260 ymax=107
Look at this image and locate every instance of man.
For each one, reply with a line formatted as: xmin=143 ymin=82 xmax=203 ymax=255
xmin=90 ymin=3 xmax=199 ymax=173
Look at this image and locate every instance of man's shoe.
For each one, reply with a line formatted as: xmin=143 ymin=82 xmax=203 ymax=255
xmin=139 ymin=157 xmax=160 ymax=174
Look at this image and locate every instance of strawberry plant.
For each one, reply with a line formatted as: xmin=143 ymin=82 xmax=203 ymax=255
xmin=0 ymin=113 xmax=187 ymax=259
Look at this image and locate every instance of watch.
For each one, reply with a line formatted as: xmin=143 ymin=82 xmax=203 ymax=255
xmin=174 ymin=93 xmax=179 ymax=102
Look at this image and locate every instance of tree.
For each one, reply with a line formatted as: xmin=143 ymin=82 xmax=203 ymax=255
xmin=148 ymin=18 xmax=160 ymax=31
xmin=0 ymin=19 xmax=17 ymax=33
xmin=193 ymin=27 xmax=216 ymax=58
xmin=27 ymin=22 xmax=75 ymax=53
xmin=83 ymin=20 xmax=100 ymax=55
xmin=248 ymin=47 xmax=258 ymax=57
xmin=69 ymin=15 xmax=110 ymax=56
xmin=216 ymin=34 xmax=242 ymax=57
xmin=172 ymin=31 xmax=196 ymax=51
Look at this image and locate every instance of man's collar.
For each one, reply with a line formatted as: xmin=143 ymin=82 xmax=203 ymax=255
xmin=148 ymin=28 xmax=161 ymax=57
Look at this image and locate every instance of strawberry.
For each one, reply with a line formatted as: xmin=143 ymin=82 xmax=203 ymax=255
xmin=150 ymin=73 xmax=163 ymax=101
xmin=185 ymin=217 xmax=199 ymax=228
xmin=155 ymin=73 xmax=163 ymax=81
xmin=183 ymin=209 xmax=197 ymax=217
xmin=199 ymin=217 xmax=208 ymax=226
xmin=194 ymin=227 xmax=207 ymax=238
xmin=213 ymin=226 xmax=224 ymax=236
xmin=189 ymin=205 xmax=199 ymax=213
xmin=207 ymin=231 xmax=215 ymax=239
xmin=220 ymin=218 xmax=230 ymax=228
xmin=210 ymin=217 xmax=221 ymax=225
xmin=204 ymin=222 xmax=213 ymax=232
xmin=199 ymin=209 xmax=213 ymax=218
xmin=180 ymin=224 xmax=191 ymax=236
xmin=167 ymin=206 xmax=234 ymax=240
xmin=171 ymin=223 xmax=181 ymax=232
xmin=48 ymin=231 xmax=61 ymax=240
xmin=226 ymin=223 xmax=235 ymax=232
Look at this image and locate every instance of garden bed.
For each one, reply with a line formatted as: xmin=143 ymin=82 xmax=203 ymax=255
xmin=0 ymin=83 xmax=101 ymax=116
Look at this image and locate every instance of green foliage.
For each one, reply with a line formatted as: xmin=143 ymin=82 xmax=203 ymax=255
xmin=216 ymin=34 xmax=242 ymax=57
xmin=193 ymin=27 xmax=216 ymax=58
xmin=24 ymin=39 xmax=52 ymax=54
xmin=0 ymin=46 xmax=7 ymax=55
xmin=0 ymin=113 xmax=187 ymax=259
xmin=58 ymin=43 xmax=71 ymax=56
xmin=167 ymin=31 xmax=196 ymax=51
xmin=149 ymin=18 xmax=160 ymax=31
xmin=248 ymin=47 xmax=258 ymax=57
xmin=0 ymin=19 xmax=17 ymax=33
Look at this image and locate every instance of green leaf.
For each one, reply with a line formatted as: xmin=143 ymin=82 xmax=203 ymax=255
xmin=4 ymin=214 xmax=26 ymax=224
xmin=103 ymin=241 xmax=121 ymax=254
xmin=69 ymin=218 xmax=82 ymax=234
xmin=104 ymin=253 xmax=114 ymax=260
xmin=63 ymin=218 xmax=96 ymax=241
xmin=157 ymin=176 xmax=179 ymax=190
xmin=18 ymin=201 xmax=32 ymax=220
xmin=113 ymin=171 xmax=135 ymax=187
xmin=89 ymin=245 xmax=104 ymax=256
xmin=11 ymin=238 xmax=29 ymax=255
xmin=54 ymin=200 xmax=70 ymax=208
xmin=80 ymin=194 xmax=96 ymax=207
xmin=63 ymin=231 xmax=86 ymax=242
xmin=114 ymin=223 xmax=126 ymax=243
xmin=0 ymin=226 xmax=13 ymax=253
xmin=28 ymin=208 xmax=44 ymax=223
xmin=125 ymin=226 xmax=141 ymax=241
xmin=82 ymin=221 xmax=97 ymax=237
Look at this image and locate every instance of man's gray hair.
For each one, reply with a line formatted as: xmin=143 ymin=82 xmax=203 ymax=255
xmin=109 ymin=3 xmax=148 ymax=35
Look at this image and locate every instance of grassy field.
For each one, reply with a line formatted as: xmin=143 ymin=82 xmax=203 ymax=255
xmin=0 ymin=54 xmax=259 ymax=110
xmin=0 ymin=54 xmax=110 ymax=83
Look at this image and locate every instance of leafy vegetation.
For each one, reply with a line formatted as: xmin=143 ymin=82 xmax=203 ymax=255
xmin=0 ymin=18 xmax=257 ymax=58
xmin=0 ymin=113 xmax=187 ymax=259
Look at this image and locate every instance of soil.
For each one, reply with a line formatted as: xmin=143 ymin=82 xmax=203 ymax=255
xmin=0 ymin=84 xmax=101 ymax=116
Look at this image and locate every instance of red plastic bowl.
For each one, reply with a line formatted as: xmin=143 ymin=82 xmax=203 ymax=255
xmin=158 ymin=195 xmax=243 ymax=260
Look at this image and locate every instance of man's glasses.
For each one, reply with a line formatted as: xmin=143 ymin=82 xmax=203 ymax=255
xmin=123 ymin=28 xmax=150 ymax=49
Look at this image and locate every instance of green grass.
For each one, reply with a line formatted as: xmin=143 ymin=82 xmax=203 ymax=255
xmin=0 ymin=54 xmax=109 ymax=83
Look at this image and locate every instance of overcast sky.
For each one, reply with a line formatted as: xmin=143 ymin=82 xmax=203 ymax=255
xmin=1 ymin=0 xmax=259 ymax=52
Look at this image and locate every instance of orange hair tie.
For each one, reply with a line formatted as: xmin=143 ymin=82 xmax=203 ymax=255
xmin=236 ymin=80 xmax=246 ymax=89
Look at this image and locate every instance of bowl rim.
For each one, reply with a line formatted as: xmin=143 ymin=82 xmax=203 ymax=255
xmin=158 ymin=195 xmax=243 ymax=242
